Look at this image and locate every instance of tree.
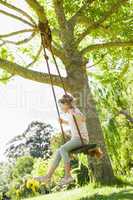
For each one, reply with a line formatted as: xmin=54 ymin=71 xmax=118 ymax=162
xmin=5 ymin=121 xmax=53 ymax=159
xmin=0 ymin=0 xmax=132 ymax=184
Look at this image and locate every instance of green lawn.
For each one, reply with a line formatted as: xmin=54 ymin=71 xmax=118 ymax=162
xmin=24 ymin=185 xmax=133 ymax=200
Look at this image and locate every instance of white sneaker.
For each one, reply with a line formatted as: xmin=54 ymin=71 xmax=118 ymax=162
xmin=60 ymin=176 xmax=74 ymax=186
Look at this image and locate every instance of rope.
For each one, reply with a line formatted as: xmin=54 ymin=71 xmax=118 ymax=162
xmin=49 ymin=46 xmax=67 ymax=95
xmin=72 ymin=115 xmax=84 ymax=145
xmin=41 ymin=34 xmax=66 ymax=142
xmin=40 ymin=26 xmax=85 ymax=146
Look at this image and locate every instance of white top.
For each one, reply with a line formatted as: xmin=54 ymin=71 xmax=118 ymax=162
xmin=66 ymin=108 xmax=89 ymax=141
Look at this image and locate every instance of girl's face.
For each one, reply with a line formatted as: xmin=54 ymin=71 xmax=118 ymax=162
xmin=60 ymin=103 xmax=70 ymax=113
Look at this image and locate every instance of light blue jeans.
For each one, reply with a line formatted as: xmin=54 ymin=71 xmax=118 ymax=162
xmin=51 ymin=138 xmax=88 ymax=168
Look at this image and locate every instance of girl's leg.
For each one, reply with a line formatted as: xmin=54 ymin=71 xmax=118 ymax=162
xmin=47 ymin=149 xmax=62 ymax=178
xmin=34 ymin=139 xmax=83 ymax=184
xmin=34 ymin=149 xmax=62 ymax=183
xmin=59 ymin=138 xmax=82 ymax=179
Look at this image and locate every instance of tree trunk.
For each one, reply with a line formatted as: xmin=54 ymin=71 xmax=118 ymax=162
xmin=68 ymin=70 xmax=116 ymax=184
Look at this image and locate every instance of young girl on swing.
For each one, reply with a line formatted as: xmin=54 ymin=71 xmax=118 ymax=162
xmin=35 ymin=94 xmax=103 ymax=186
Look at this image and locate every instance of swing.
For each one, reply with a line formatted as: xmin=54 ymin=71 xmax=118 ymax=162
xmin=39 ymin=21 xmax=98 ymax=156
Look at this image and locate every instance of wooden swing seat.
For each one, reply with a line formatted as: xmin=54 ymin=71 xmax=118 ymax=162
xmin=70 ymin=143 xmax=97 ymax=154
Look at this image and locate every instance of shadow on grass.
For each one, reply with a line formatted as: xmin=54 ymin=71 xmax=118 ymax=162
xmin=79 ymin=190 xmax=133 ymax=200
xmin=115 ymin=177 xmax=133 ymax=187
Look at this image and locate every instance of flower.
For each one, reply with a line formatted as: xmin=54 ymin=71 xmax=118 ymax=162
xmin=26 ymin=178 xmax=40 ymax=193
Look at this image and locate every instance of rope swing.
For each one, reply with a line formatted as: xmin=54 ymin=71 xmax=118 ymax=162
xmin=39 ymin=21 xmax=98 ymax=155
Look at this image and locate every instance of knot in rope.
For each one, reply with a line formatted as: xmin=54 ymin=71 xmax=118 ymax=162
xmin=39 ymin=21 xmax=52 ymax=49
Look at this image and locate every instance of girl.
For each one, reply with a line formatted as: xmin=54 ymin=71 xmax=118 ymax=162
xmin=35 ymin=94 xmax=102 ymax=186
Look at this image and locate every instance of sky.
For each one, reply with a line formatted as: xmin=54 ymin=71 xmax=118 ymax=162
xmin=0 ymin=0 xmax=65 ymax=161
xmin=0 ymin=77 xmax=64 ymax=161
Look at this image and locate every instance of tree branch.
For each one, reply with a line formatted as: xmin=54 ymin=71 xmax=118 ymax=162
xmin=53 ymin=0 xmax=75 ymax=50
xmin=86 ymin=53 xmax=108 ymax=69
xmin=0 ymin=75 xmax=13 ymax=82
xmin=0 ymin=58 xmax=68 ymax=87
xmin=0 ymin=9 xmax=34 ymax=27
xmin=53 ymin=0 xmax=68 ymax=31
xmin=81 ymin=41 xmax=133 ymax=54
xmin=0 ymin=32 xmax=36 ymax=45
xmin=0 ymin=45 xmax=42 ymax=82
xmin=0 ymin=0 xmax=36 ymax=25
xmin=69 ymin=0 xmax=94 ymax=26
xmin=26 ymin=45 xmax=43 ymax=68
xmin=0 ymin=40 xmax=5 ymax=47
xmin=76 ymin=0 xmax=128 ymax=44
xmin=0 ymin=29 xmax=36 ymax=38
xmin=25 ymin=0 xmax=47 ymax=23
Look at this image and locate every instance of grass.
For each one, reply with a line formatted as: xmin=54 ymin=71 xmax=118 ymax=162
xmin=24 ymin=184 xmax=133 ymax=200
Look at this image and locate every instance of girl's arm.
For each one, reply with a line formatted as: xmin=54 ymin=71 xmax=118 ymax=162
xmin=75 ymin=114 xmax=86 ymax=125
xmin=71 ymin=109 xmax=86 ymax=124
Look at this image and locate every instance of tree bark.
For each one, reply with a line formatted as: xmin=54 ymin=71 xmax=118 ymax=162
xmin=68 ymin=66 xmax=116 ymax=184
xmin=0 ymin=58 xmax=68 ymax=88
